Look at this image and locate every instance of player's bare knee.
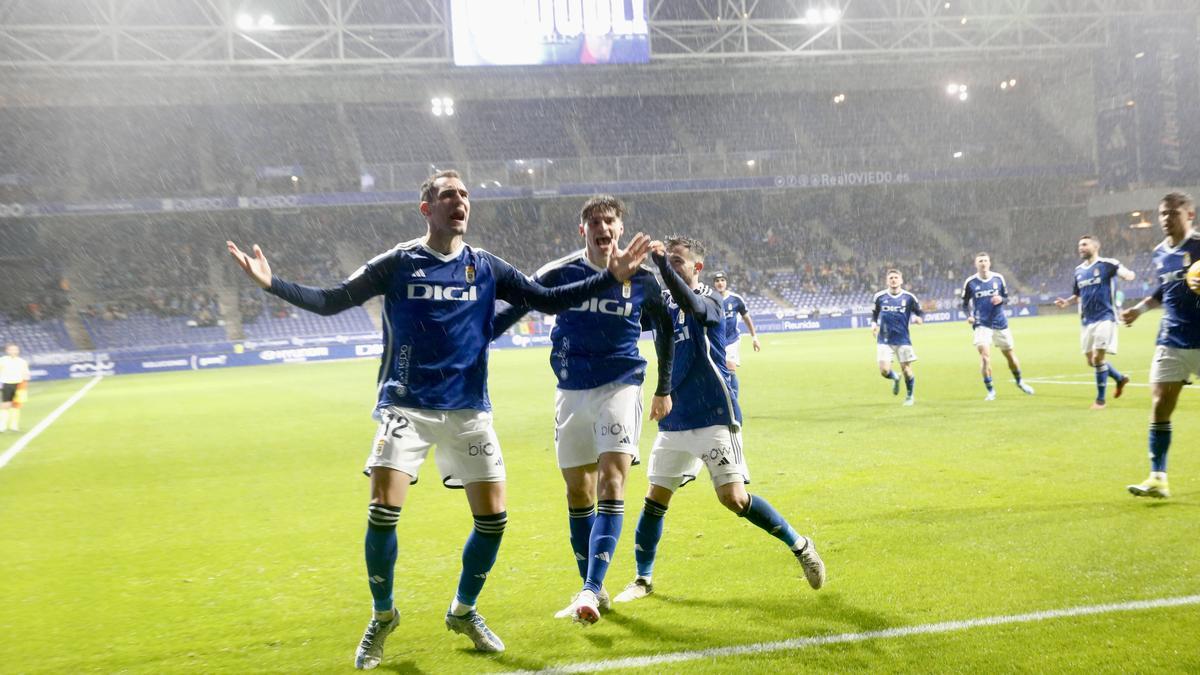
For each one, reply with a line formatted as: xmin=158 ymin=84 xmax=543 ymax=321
xmin=646 ymin=484 xmax=675 ymax=507
xmin=716 ymin=483 xmax=749 ymax=513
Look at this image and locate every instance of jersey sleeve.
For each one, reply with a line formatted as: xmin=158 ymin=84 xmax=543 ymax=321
xmin=872 ymin=295 xmax=882 ymax=324
xmin=735 ymin=295 xmax=748 ymax=315
xmin=1071 ymin=272 xmax=1080 ymax=297
xmin=640 ymin=275 xmax=675 ymax=397
xmin=266 ymin=250 xmax=394 ymax=316
xmin=909 ymin=294 xmax=925 ymax=318
xmin=492 ymin=267 xmax=560 ymax=337
xmin=960 ymin=280 xmax=972 ymax=313
xmin=652 ymin=251 xmax=721 ymax=325
xmin=490 ymin=253 xmax=616 ymax=313
xmin=998 ymin=276 xmax=1009 ymax=301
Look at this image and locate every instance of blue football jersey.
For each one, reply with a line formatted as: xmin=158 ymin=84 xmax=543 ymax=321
xmin=267 ymin=238 xmax=619 ymax=413
xmin=1072 ymin=258 xmax=1124 ymax=325
xmin=1151 ymin=232 xmax=1200 ymax=349
xmin=721 ymin=292 xmax=748 ymax=343
xmin=961 ymin=273 xmax=1009 ymax=329
xmin=494 ymin=250 xmax=672 ymax=393
xmin=872 ymin=290 xmax=923 ymax=345
xmin=652 ymin=254 xmax=741 ymax=431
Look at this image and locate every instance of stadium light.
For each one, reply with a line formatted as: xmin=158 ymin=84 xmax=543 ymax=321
xmin=290 ymin=175 xmax=298 ymax=182
xmin=946 ymin=83 xmax=960 ymax=95
xmin=832 ymin=93 xmax=846 ymax=104
xmin=952 ymin=151 xmax=964 ymax=158
xmin=527 ymin=168 xmax=534 ymax=175
xmin=746 ymin=159 xmax=756 ymax=167
xmin=431 ymin=97 xmax=454 ymax=117
xmin=958 ymin=91 xmax=968 ymax=101
xmin=1009 ymin=79 xmax=1016 ymax=86
xmin=1126 ymin=99 xmax=1135 ymax=107
xmin=1135 ymin=52 xmax=1145 ymax=59
xmin=798 ymin=6 xmax=840 ymax=25
xmin=1131 ymin=211 xmax=1142 ymax=217
xmin=235 ymin=12 xmax=275 ymax=31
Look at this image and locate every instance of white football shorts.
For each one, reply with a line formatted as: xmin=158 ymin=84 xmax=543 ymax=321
xmin=554 ymin=381 xmax=643 ymax=469
xmin=725 ymin=337 xmax=742 ymax=366
xmin=647 ymin=424 xmax=749 ymax=491
xmin=366 ymin=406 xmax=504 ymax=488
xmin=876 ymin=343 xmax=918 ymax=365
xmin=1149 ymin=345 xmax=1200 ymax=384
xmin=1080 ymin=320 xmax=1118 ymax=354
xmin=973 ymin=326 xmax=1015 ymax=350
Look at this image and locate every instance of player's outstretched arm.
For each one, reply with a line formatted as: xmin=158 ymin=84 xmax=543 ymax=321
xmin=227 ymin=241 xmax=272 ymax=289
xmin=493 ymin=254 xmax=618 ymax=314
xmin=1054 ymin=295 xmax=1078 ymax=308
xmin=1121 ymin=296 xmax=1161 ymax=326
xmin=228 ymin=240 xmax=386 ymax=316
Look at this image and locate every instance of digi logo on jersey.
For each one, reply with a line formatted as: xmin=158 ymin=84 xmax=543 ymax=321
xmin=974 ymin=288 xmax=1000 ymax=298
xmin=569 ymin=297 xmax=633 ymax=316
xmin=406 ymin=284 xmax=479 ymax=301
xmin=880 ymin=303 xmax=909 ymax=312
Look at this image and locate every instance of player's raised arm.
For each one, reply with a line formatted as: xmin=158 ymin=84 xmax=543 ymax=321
xmin=642 ymin=275 xmax=675 ymax=402
xmin=227 ymin=240 xmax=388 ymax=316
xmin=649 ymin=241 xmax=720 ymax=324
xmin=227 ymin=241 xmax=273 ymax=289
xmin=1117 ymin=263 xmax=1136 ymax=282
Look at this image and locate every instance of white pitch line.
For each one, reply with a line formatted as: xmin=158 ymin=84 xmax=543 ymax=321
xmin=0 ymin=375 xmax=102 ymax=471
xmin=509 ymin=595 xmax=1200 ymax=674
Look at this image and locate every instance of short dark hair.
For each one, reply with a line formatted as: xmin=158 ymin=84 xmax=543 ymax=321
xmin=580 ymin=195 xmax=625 ymax=222
xmin=1079 ymin=234 xmax=1100 ymax=245
xmin=974 ymin=251 xmax=990 ymax=260
xmin=1162 ymin=191 xmax=1195 ymax=209
xmin=420 ymin=169 xmax=462 ymax=203
xmin=886 ymin=268 xmax=902 ymax=277
xmin=665 ymin=235 xmax=706 ymax=261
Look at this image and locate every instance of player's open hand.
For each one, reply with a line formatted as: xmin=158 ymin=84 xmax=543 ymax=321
xmin=648 ymin=239 xmax=666 ymax=259
xmin=1054 ymin=297 xmax=1071 ymax=308
xmin=650 ymin=394 xmax=672 ymax=421
xmin=1120 ymin=307 xmax=1140 ymax=326
xmin=913 ymin=316 xmax=924 ymax=325
xmin=752 ymin=336 xmax=761 ymax=352
xmin=990 ymin=295 xmax=1004 ymax=306
xmin=966 ymin=316 xmax=976 ymax=326
xmin=609 ymin=233 xmax=651 ymax=281
xmin=227 ymin=241 xmax=273 ymax=289
xmin=871 ymin=325 xmax=880 ymax=338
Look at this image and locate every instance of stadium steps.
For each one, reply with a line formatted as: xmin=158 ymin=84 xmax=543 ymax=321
xmin=61 ymin=274 xmax=94 ymax=350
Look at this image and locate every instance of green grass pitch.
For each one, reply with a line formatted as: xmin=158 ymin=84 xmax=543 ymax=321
xmin=2 ymin=314 xmax=1198 ymax=673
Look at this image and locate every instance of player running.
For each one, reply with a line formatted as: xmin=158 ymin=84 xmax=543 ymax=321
xmin=227 ymin=170 xmax=650 ymax=667
xmin=711 ymin=271 xmax=760 ymax=397
xmin=1120 ymin=191 xmax=1200 ymax=499
xmin=961 ymin=252 xmax=1035 ymax=400
xmin=871 ymin=270 xmax=924 ymax=406
xmin=491 ymin=195 xmax=674 ymax=625
xmin=1054 ymin=235 xmax=1135 ymax=409
xmin=613 ymin=236 xmax=825 ymax=605
xmin=0 ymin=343 xmax=31 ymax=432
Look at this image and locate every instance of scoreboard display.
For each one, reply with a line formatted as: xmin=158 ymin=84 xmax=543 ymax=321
xmin=450 ymin=0 xmax=650 ymax=67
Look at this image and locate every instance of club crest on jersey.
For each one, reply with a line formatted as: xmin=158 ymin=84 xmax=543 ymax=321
xmin=1093 ymin=268 xmax=1100 ymax=277
xmin=622 ymin=281 xmax=632 ymax=299
xmin=465 ymin=264 xmax=476 ymax=283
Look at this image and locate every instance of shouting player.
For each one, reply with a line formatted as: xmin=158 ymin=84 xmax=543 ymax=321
xmin=1054 ymin=235 xmax=1135 ymax=409
xmin=492 ymin=195 xmax=674 ymax=624
xmin=871 ymin=269 xmax=924 ymax=406
xmin=613 ymin=236 xmax=825 ymax=605
xmin=1120 ymin=192 xmax=1200 ymax=499
xmin=962 ymin=252 xmax=1035 ymax=400
xmin=227 ymin=170 xmax=650 ymax=667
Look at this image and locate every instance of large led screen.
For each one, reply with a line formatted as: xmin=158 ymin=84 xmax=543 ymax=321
xmin=451 ymin=0 xmax=650 ymax=67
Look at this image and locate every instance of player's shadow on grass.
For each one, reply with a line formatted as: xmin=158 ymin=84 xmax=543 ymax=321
xmin=378 ymin=659 xmax=429 ymax=674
